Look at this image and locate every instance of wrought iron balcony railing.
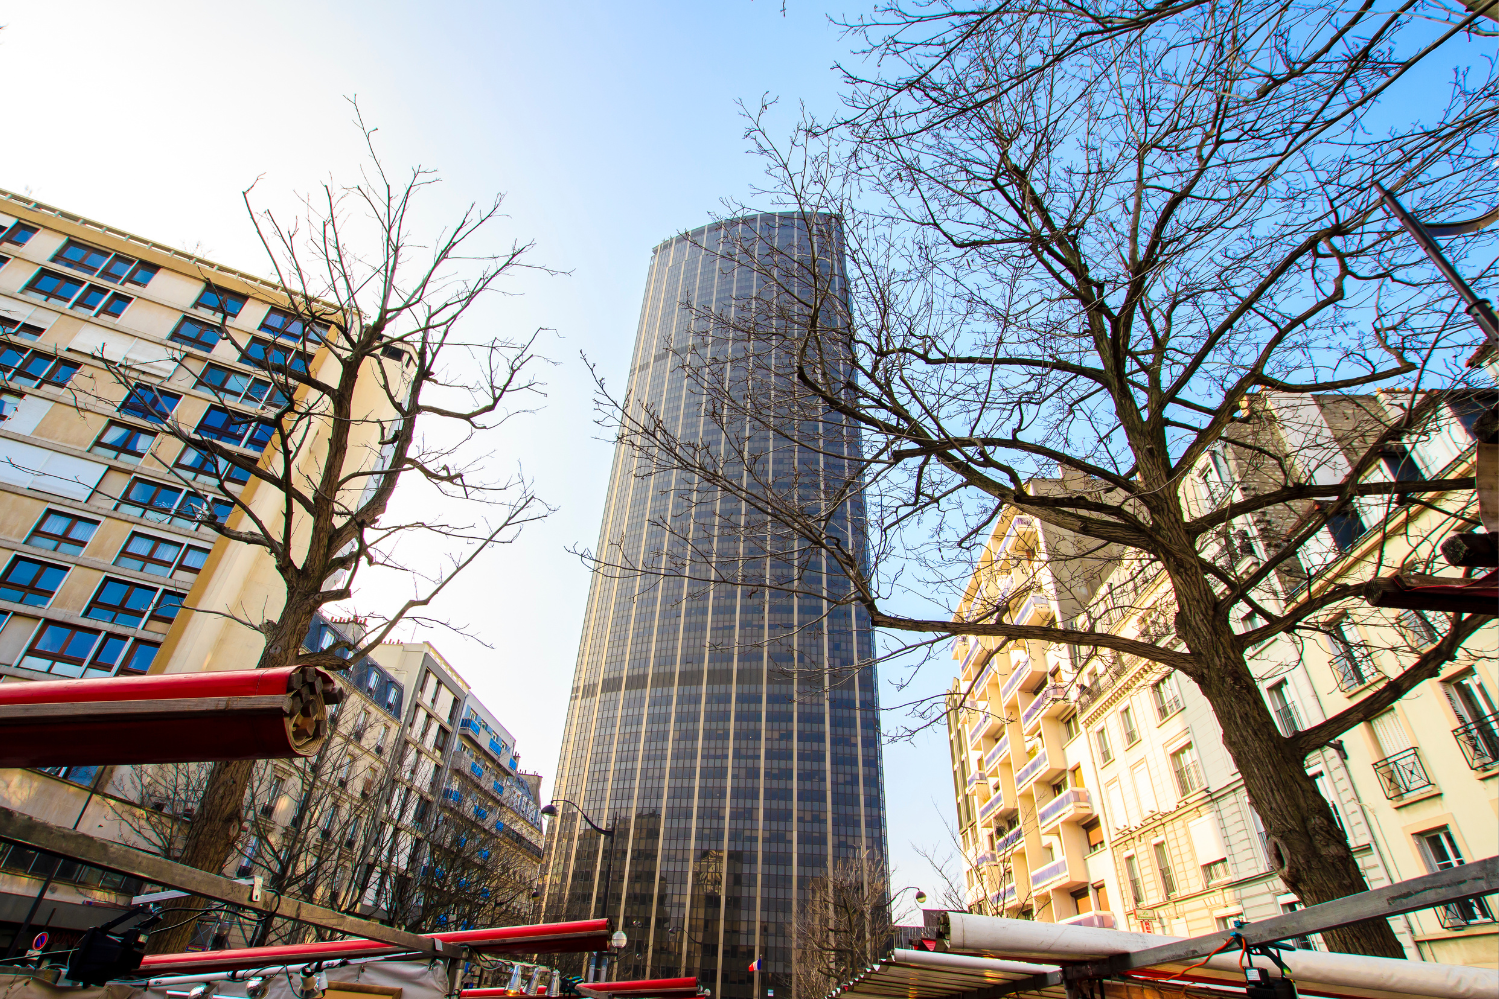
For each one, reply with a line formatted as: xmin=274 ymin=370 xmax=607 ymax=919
xmin=1453 ymin=712 xmax=1499 ymax=771
xmin=1372 ymin=746 xmax=1435 ymax=799
xmin=1273 ymin=703 xmax=1302 ymax=737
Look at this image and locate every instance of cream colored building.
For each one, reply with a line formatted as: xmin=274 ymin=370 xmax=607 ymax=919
xmin=0 ymin=189 xmax=399 ymax=952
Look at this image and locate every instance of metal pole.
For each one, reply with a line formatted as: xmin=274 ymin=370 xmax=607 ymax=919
xmin=1376 ymin=182 xmax=1499 ymax=348
xmin=4 ymin=765 xmax=108 ymax=958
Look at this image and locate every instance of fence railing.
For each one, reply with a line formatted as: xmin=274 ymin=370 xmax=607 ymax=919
xmin=1331 ymin=647 xmax=1376 ymax=691
xmin=1038 ymin=787 xmax=1091 ymax=827
xmin=1030 ymin=857 xmax=1069 ymax=889
xmin=1453 ymin=712 xmax=1499 ymax=771
xmin=1173 ymin=761 xmax=1206 ymax=797
xmin=1273 ymin=703 xmax=1302 ymax=736
xmin=1015 ymin=750 xmax=1049 ymax=789
xmin=1372 ymin=746 xmax=1435 ymax=798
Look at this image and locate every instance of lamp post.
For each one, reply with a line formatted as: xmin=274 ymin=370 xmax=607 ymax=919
xmin=541 ymin=799 xmax=619 ymax=981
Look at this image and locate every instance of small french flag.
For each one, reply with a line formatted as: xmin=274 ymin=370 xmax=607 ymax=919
xmin=748 ymin=958 xmax=762 ymax=972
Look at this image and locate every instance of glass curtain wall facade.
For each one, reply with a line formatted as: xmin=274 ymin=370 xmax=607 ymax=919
xmin=543 ymin=213 xmax=885 ymax=998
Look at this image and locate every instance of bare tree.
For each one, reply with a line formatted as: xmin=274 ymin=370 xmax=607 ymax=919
xmin=793 ymin=851 xmax=893 ymax=999
xmin=87 ymin=108 xmax=553 ymax=954
xmin=588 ymin=1 xmax=1496 ymax=957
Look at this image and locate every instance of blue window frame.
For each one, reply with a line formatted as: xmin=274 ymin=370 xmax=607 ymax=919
xmin=52 ymin=240 xmax=112 ymax=275
xmin=1 ymin=222 xmax=38 ymax=246
xmin=151 ymin=591 xmax=185 ymax=623
xmin=84 ymin=577 xmax=160 ymax=627
xmin=0 ymin=555 xmax=68 ymax=606
xmin=118 ymin=384 xmax=181 ymax=425
xmin=91 ymin=422 xmax=157 ymax=463
xmin=240 ymin=339 xmax=310 ymax=376
xmin=259 ymin=307 xmax=327 ymax=345
xmin=174 ymin=446 xmax=251 ymax=485
xmin=169 ymin=316 xmax=224 ymax=352
xmin=195 ymin=287 xmax=247 ymax=317
xmin=26 ymin=510 xmax=99 ymax=555
xmin=24 ymin=269 xmax=85 ymax=304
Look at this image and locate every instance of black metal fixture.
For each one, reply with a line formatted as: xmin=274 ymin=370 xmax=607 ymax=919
xmin=541 ymin=799 xmax=619 ymax=978
xmin=64 ymin=904 xmax=161 ymax=985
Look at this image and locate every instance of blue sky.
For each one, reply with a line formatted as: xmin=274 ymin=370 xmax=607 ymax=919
xmin=1 ymin=1 xmax=957 ymax=900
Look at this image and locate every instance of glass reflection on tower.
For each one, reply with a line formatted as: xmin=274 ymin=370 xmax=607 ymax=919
xmin=542 ymin=213 xmax=886 ymax=998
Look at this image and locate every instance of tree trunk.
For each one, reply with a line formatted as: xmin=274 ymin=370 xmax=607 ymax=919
xmin=1163 ymin=554 xmax=1405 ymax=958
xmin=145 ymin=600 xmax=319 ymax=954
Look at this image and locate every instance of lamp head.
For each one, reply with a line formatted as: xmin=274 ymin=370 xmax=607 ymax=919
xmin=915 ymin=889 xmax=928 ymax=905
xmin=610 ymin=930 xmax=628 ymax=950
xmin=245 ymin=978 xmax=270 ymax=999
xmin=540 ymin=803 xmax=558 ymax=817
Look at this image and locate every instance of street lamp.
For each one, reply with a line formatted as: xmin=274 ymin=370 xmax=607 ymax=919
xmin=892 ymin=885 xmax=928 ymax=906
xmin=541 ymin=799 xmax=616 ymax=980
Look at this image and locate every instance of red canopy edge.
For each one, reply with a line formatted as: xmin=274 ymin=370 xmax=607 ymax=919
xmin=463 ymin=980 xmax=701 ymax=999
xmin=0 ymin=666 xmax=340 ymax=767
xmin=138 ymin=920 xmax=611 ymax=975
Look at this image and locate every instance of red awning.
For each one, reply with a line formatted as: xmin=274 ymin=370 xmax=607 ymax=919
xmin=138 ymin=920 xmax=612 ymax=975
xmin=0 ymin=666 xmax=340 ymax=767
xmin=572 ymin=979 xmax=702 ymax=999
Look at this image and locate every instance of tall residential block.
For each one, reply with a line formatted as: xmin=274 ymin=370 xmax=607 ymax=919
xmin=542 ymin=214 xmax=885 ymax=997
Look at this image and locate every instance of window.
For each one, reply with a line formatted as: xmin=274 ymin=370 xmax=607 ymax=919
xmin=97 ymin=292 xmax=133 ymax=319
xmin=114 ymin=533 xmax=184 ymax=576
xmin=0 ymin=317 xmax=46 ymax=341
xmin=90 ymin=422 xmax=157 ymax=463
xmin=240 ymin=338 xmax=310 ymax=376
xmin=174 ymin=446 xmax=251 ymax=485
xmin=1327 ymin=619 xmax=1373 ymax=690
xmin=1448 ymin=391 xmax=1499 ymax=440
xmin=169 ymin=316 xmax=224 ymax=352
xmin=1 ymin=222 xmax=38 ymax=246
xmin=1153 ymin=841 xmax=1177 ymax=897
xmin=1419 ymin=828 xmax=1495 ymax=926
xmin=1124 ymin=854 xmax=1144 ymax=906
xmin=1170 ymin=744 xmax=1204 ymax=796
xmin=1398 ymin=609 xmax=1439 ymax=648
xmin=1084 ymin=820 xmax=1105 ymax=854
xmin=1443 ymin=672 xmax=1499 ymax=772
xmin=1150 ymin=674 xmax=1184 ymax=721
xmin=117 ymin=477 xmax=227 ymax=529
xmin=24 ymin=269 xmax=86 ymax=304
xmin=176 ymin=544 xmax=209 ymax=576
xmin=0 ymin=347 xmax=80 ymax=387
xmin=1063 ymin=712 xmax=1081 ymax=741
xmin=0 ymin=555 xmax=68 ymax=606
xmin=1202 ymin=858 xmax=1231 ymax=885
xmin=1267 ymin=681 xmax=1301 ymax=736
xmin=53 ymin=239 xmax=113 ymax=276
xmin=85 ymin=577 xmax=161 ymax=627
xmin=1309 ymin=770 xmax=1346 ymax=833
xmin=26 ymin=510 xmax=99 ymax=555
xmin=118 ymin=639 xmax=159 ymax=674
xmin=71 ymin=284 xmax=111 ymax=313
xmin=118 ymin=477 xmax=183 ymax=520
xmin=19 ymin=622 xmax=101 ymax=677
xmin=118 ymin=383 xmax=181 ymax=424
xmin=1120 ymin=704 xmax=1139 ymax=744
xmin=1379 ymin=445 xmax=1421 ymax=482
xmin=1317 ymin=501 xmax=1366 ymax=553
xmin=195 ymin=287 xmax=247 ymax=318
xmin=151 ymin=590 xmax=185 ymax=624
xmin=259 ymin=306 xmax=327 ymax=344
xmin=1095 ymin=726 xmax=1114 ymax=764
xmin=195 ymin=363 xmax=288 ymax=407
xmin=194 ymin=406 xmax=272 ymax=449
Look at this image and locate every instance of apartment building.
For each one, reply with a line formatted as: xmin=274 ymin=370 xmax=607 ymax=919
xmin=944 ymin=389 xmax=1495 ymax=966
xmin=945 ymin=494 xmax=1121 ymax=927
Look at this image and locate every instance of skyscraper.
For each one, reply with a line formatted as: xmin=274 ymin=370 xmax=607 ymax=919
xmin=543 ymin=214 xmax=886 ymax=997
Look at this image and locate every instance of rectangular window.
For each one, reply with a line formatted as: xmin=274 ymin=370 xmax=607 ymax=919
xmin=1202 ymin=858 xmax=1231 ymax=884
xmin=1095 ymin=726 xmax=1113 ymax=764
xmin=1 ymin=222 xmax=39 ymax=246
xmin=1124 ymin=854 xmax=1144 ymax=906
xmin=97 ymin=292 xmax=133 ymax=320
xmin=1328 ymin=619 xmax=1373 ymax=690
xmin=1153 ymin=841 xmax=1177 ymax=897
xmin=117 ymin=477 xmax=185 ymax=524
xmin=95 ymin=252 xmax=156 ymax=287
xmin=195 ymin=363 xmax=287 ymax=407
xmin=1171 ymin=744 xmax=1204 ymax=796
xmin=52 ymin=239 xmax=113 ymax=275
xmin=1120 ymin=704 xmax=1139 ymax=744
xmin=0 ymin=317 xmax=46 ymax=341
xmin=0 ymin=555 xmax=69 ymax=606
xmin=118 ymin=383 xmax=181 ymax=425
xmin=1399 ymin=609 xmax=1439 ymax=648
xmin=259 ymin=306 xmax=328 ymax=344
xmin=24 ymin=269 xmax=86 ymax=304
xmin=1063 ymin=712 xmax=1081 ymax=741
xmin=84 ymin=577 xmax=161 ymax=627
xmin=151 ymin=590 xmax=185 ymax=624
xmin=19 ymin=622 xmax=101 ymax=677
xmin=169 ymin=316 xmax=224 ymax=352
xmin=1151 ymin=674 xmax=1184 ymax=721
xmin=1419 ymin=828 xmax=1495 ymax=926
xmin=174 ymin=446 xmax=251 ymax=485
xmin=26 ymin=510 xmax=99 ymax=555
xmin=195 ymin=405 xmax=253 ymax=445
xmin=90 ymin=422 xmax=157 ymax=463
xmin=114 ymin=532 xmax=184 ymax=576
xmin=1268 ymin=681 xmax=1301 ymax=736
xmin=1 ymin=347 xmax=80 ymax=388
xmin=1084 ymin=820 xmax=1105 ymax=854
xmin=72 ymin=283 xmax=111 ymax=313
xmin=195 ymin=287 xmax=247 ymax=318
xmin=120 ymin=638 xmax=159 ymax=674
xmin=1317 ymin=502 xmax=1367 ymax=552
xmin=240 ymin=338 xmax=309 ymax=376
xmin=1448 ymin=391 xmax=1499 ymax=440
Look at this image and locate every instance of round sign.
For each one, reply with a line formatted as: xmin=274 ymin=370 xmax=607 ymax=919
xmin=31 ymin=931 xmax=48 ymax=950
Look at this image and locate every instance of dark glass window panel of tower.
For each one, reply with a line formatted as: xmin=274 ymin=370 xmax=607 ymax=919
xmin=542 ymin=214 xmax=885 ymax=998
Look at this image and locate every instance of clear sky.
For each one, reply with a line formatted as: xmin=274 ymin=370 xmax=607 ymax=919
xmin=0 ymin=0 xmax=958 ymax=902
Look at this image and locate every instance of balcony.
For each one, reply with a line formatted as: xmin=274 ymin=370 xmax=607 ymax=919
xmin=967 ymin=709 xmax=990 ymax=746
xmin=1061 ymin=911 xmax=1116 ymax=929
xmin=1029 ymin=857 xmax=1069 ymax=890
xmin=1434 ymin=895 xmax=1495 ymax=930
xmin=1453 ymin=712 xmax=1499 ymax=771
xmin=973 ymin=850 xmax=996 ymax=868
xmin=989 ymin=884 xmax=1017 ymax=909
xmin=1273 ymin=703 xmax=1303 ymax=737
xmin=1013 ymin=593 xmax=1051 ymax=626
xmin=1373 ymin=747 xmax=1435 ymax=799
xmin=1021 ymin=684 xmax=1067 ymax=732
xmin=995 ymin=824 xmax=1025 ymax=856
xmin=1014 ymin=750 xmax=1051 ymax=790
xmin=978 ymin=790 xmax=1006 ymax=823
xmin=1172 ymin=761 xmax=1206 ymax=798
xmin=966 ymin=770 xmax=981 ymax=790
xmin=1002 ymin=654 xmax=1045 ymax=702
xmin=1331 ymin=647 xmax=1376 ymax=692
xmin=985 ymin=735 xmax=1010 ymax=771
xmin=1038 ymin=788 xmax=1093 ymax=830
